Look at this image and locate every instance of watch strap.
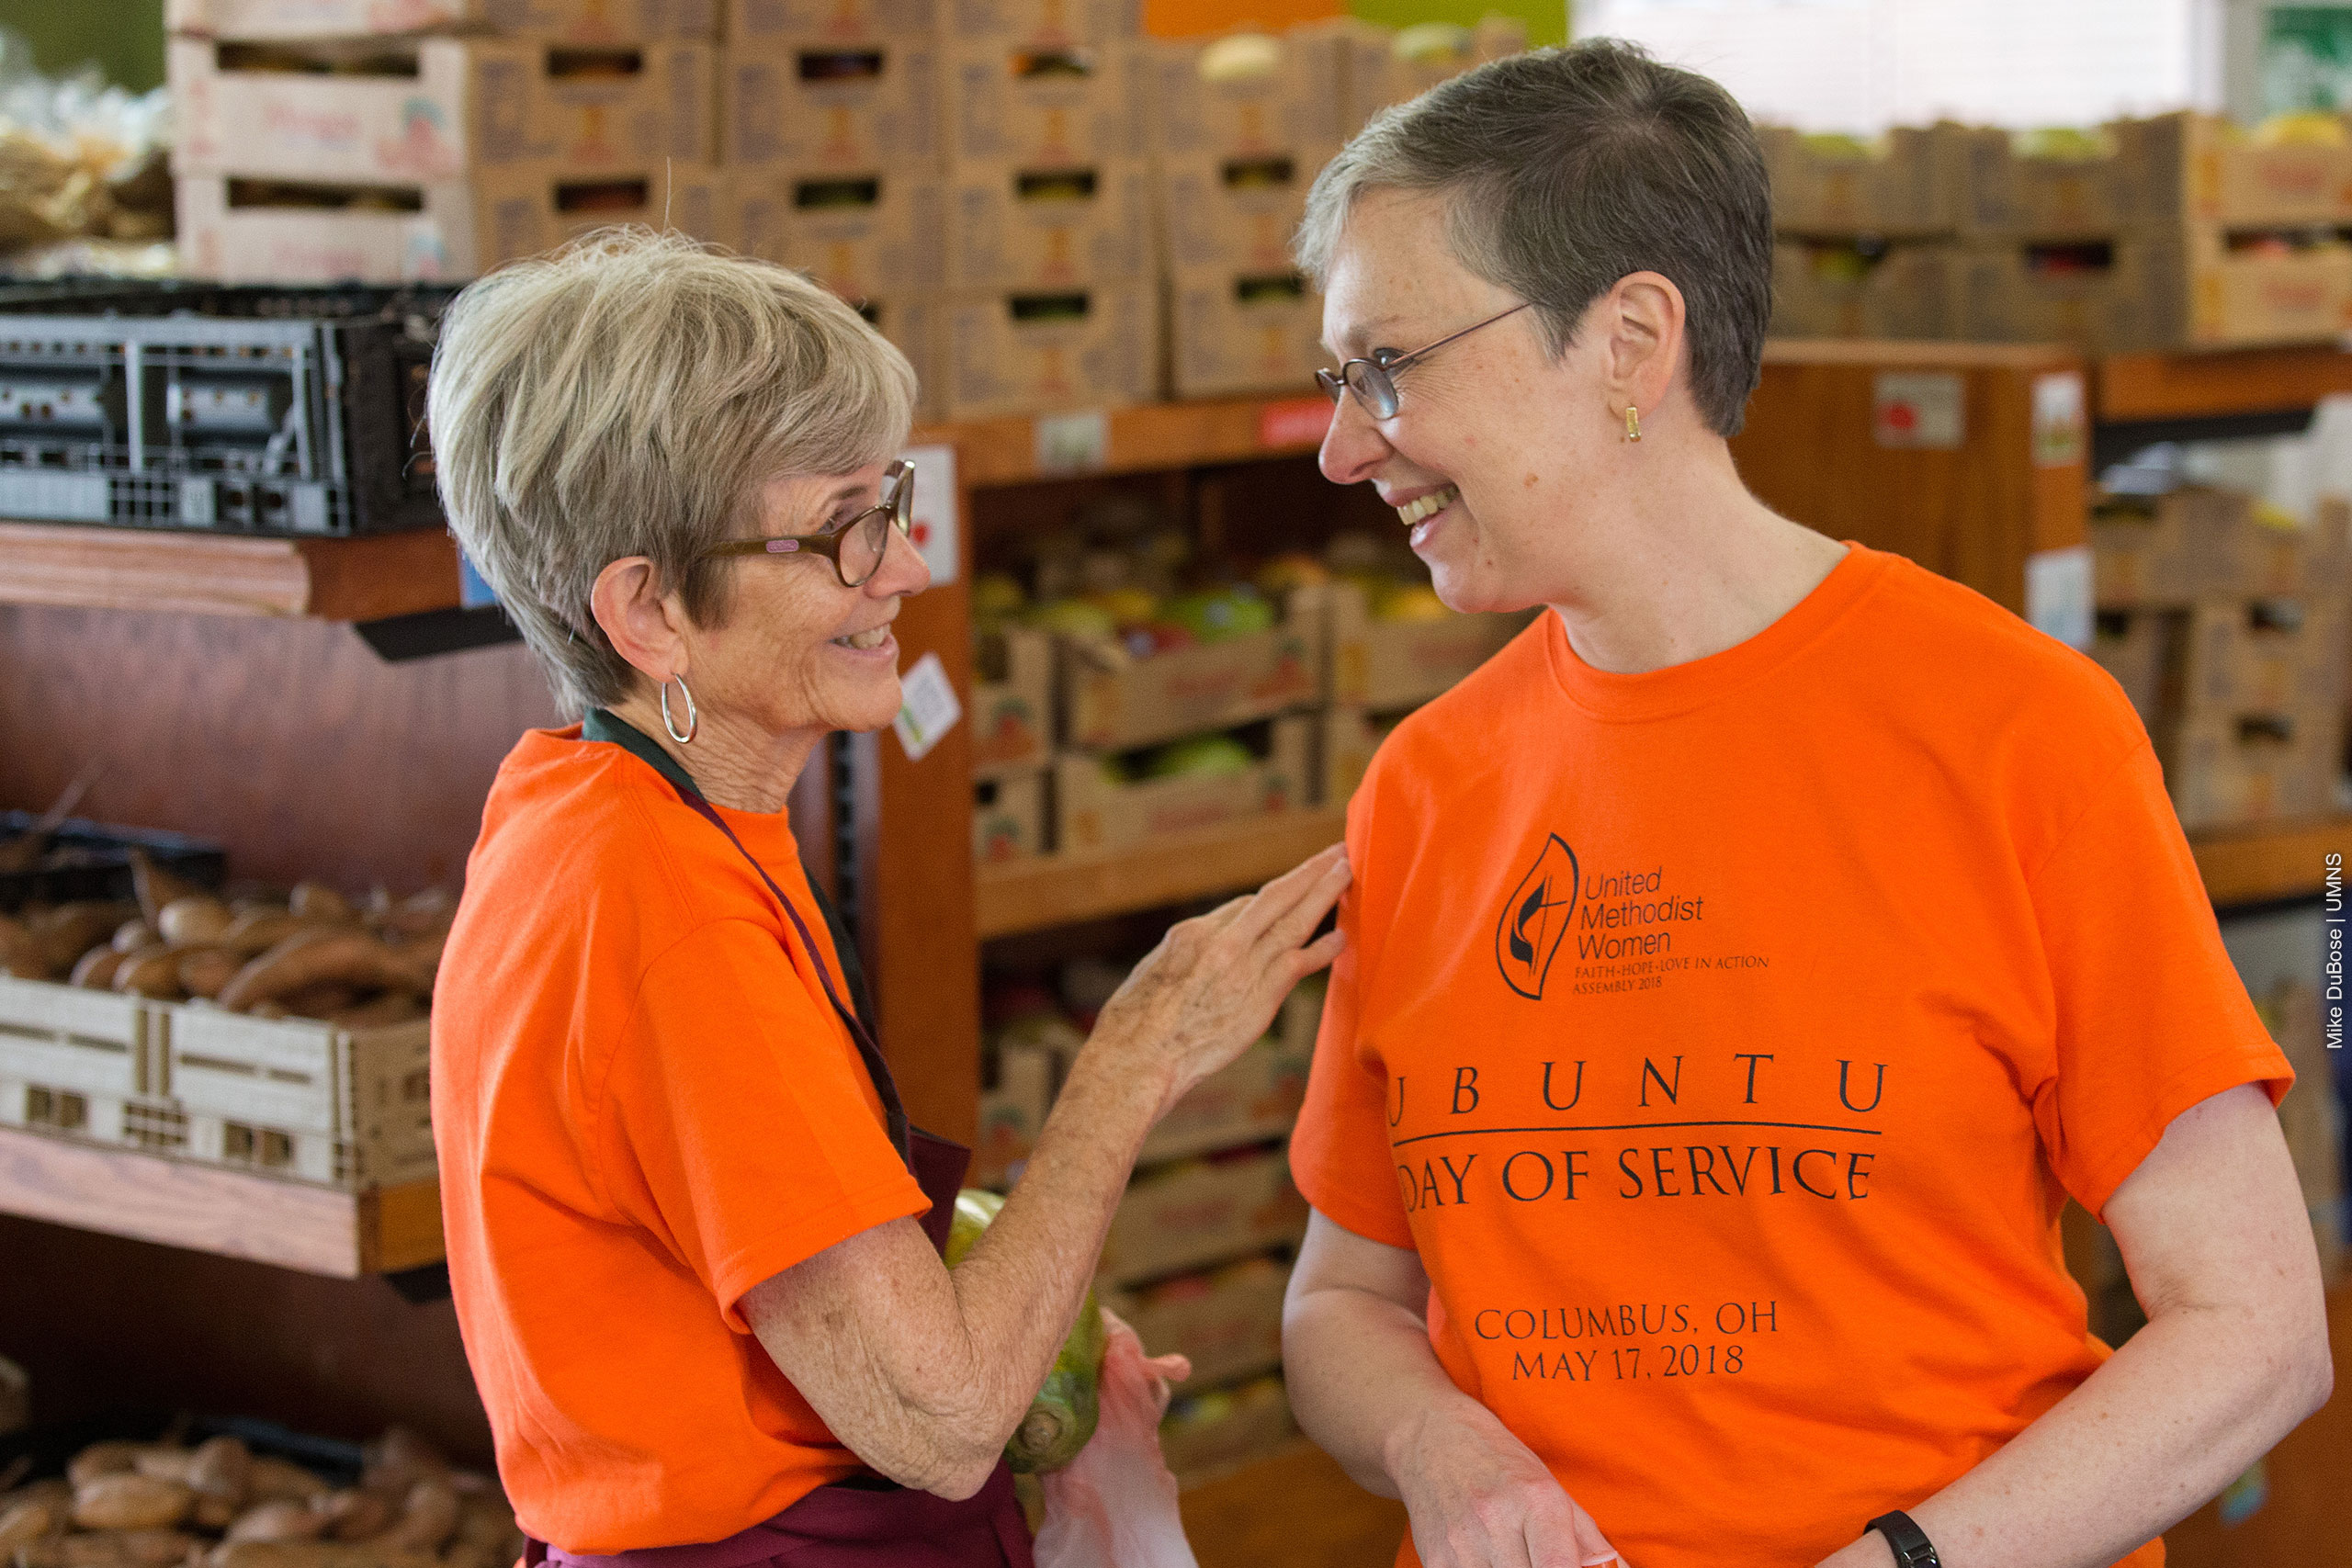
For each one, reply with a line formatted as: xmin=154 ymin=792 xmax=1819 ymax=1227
xmin=1865 ymin=1511 xmax=1940 ymax=1568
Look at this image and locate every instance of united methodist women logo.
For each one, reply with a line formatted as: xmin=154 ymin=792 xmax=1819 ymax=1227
xmin=1496 ymin=834 xmax=1578 ymax=998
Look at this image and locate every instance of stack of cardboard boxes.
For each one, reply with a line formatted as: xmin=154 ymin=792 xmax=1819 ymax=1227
xmin=169 ymin=0 xmax=723 ymax=281
xmin=2091 ymin=487 xmax=2350 ymax=829
xmin=1768 ymin=113 xmax=2352 ymax=352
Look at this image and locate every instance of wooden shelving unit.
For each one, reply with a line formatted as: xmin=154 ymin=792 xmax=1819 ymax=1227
xmin=2097 ymin=344 xmax=2352 ymax=423
xmin=0 ymin=1125 xmax=443 ymax=1278
xmin=0 ymin=520 xmax=461 ymax=621
xmin=2189 ymin=816 xmax=2352 ymax=907
xmin=977 ymin=810 xmax=1349 ymax=939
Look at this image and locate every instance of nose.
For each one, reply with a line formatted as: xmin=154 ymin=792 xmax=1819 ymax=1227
xmin=867 ymin=519 xmax=932 ymax=599
xmin=1318 ymin=389 xmax=1392 ymax=487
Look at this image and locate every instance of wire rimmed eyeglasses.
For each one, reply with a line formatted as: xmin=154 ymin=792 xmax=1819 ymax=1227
xmin=698 ymin=459 xmax=914 ymax=588
xmin=1317 ymin=302 xmax=1532 ymax=421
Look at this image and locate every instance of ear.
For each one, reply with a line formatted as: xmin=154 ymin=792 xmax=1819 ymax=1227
xmin=1599 ymin=270 xmax=1689 ymax=420
xmin=590 ymin=557 xmax=691 ymax=686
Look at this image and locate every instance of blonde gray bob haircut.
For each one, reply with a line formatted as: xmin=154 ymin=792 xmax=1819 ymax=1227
xmin=426 ymin=228 xmax=918 ymax=716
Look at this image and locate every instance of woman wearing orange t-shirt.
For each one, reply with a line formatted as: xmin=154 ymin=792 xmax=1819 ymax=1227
xmin=1282 ymin=40 xmax=2332 ymax=1568
xmin=422 ymin=231 xmax=1349 ymax=1567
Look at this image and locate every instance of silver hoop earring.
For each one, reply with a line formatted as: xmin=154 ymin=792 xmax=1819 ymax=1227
xmin=661 ymin=673 xmax=697 ymax=744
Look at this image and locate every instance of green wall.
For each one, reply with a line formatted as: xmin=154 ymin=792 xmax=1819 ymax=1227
xmin=0 ymin=0 xmax=165 ymax=91
xmin=1350 ymin=0 xmax=1566 ymax=50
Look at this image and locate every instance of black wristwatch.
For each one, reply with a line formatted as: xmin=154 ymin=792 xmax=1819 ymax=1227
xmin=1865 ymin=1510 xmax=1940 ymax=1568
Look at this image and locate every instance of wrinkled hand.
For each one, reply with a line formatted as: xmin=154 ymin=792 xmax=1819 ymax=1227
xmin=1087 ymin=843 xmax=1349 ymax=1118
xmin=1396 ymin=1400 xmax=1623 ymax=1568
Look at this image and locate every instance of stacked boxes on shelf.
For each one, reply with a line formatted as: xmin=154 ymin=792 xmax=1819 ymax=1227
xmin=976 ymin=964 xmax=1322 ymax=1478
xmin=936 ymin=0 xmax=1158 ymax=416
xmin=167 ymin=0 xmax=722 ymax=282
xmin=719 ymin=0 xmax=946 ymax=415
xmin=2089 ymin=485 xmax=2351 ymax=829
xmin=1762 ymin=126 xmax=1966 ymax=340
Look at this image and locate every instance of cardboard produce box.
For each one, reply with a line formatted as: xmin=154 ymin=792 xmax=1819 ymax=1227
xmin=1160 ymin=1374 xmax=1295 ymax=1479
xmin=1059 ymin=587 xmax=1323 ymax=751
xmin=1148 ymin=31 xmax=1350 ymax=161
xmin=169 ymin=0 xmax=718 ymax=39
xmin=1353 ymin=15 xmax=1525 ymax=119
xmin=972 ymin=624 xmax=1054 ymax=780
xmin=860 ymin=294 xmax=944 ymax=424
xmin=726 ymin=0 xmax=939 ymax=42
xmin=1758 ymin=124 xmax=1960 ymax=235
xmin=1052 ymin=714 xmax=1311 ymax=856
xmin=2162 ymin=705 xmax=2342 ymax=829
xmin=1158 ymin=151 xmax=1321 ymax=276
xmin=721 ymin=39 xmax=939 ymax=170
xmin=1954 ymin=239 xmax=2168 ymax=352
xmin=2122 ymin=111 xmax=2352 ymax=228
xmin=176 ymin=164 xmax=722 ymax=284
xmin=725 ymin=169 xmax=944 ymax=299
xmin=2087 ymin=610 xmax=2178 ymax=729
xmin=1106 ymin=1254 xmax=1290 ymax=1387
xmin=1328 ymin=580 xmax=1532 ymax=711
xmin=1136 ymin=1030 xmax=1310 ymax=1165
xmin=940 ymin=281 xmax=1157 ymax=419
xmin=1099 ymin=1144 xmax=1308 ymax=1284
xmin=1956 ymin=126 xmax=2132 ymax=237
xmin=1168 ymin=265 xmax=1324 ymax=400
xmin=2165 ymin=229 xmax=2352 ymax=349
xmin=949 ymin=0 xmax=1138 ymax=47
xmin=945 ymin=41 xmax=1150 ymax=165
xmin=973 ymin=768 xmax=1049 ymax=864
xmin=2177 ymin=600 xmax=2352 ymax=718
xmin=972 ymin=1036 xmax=1054 ymax=1186
xmin=1769 ymin=240 xmax=1961 ymax=340
xmin=2093 ymin=489 xmax=2346 ymax=604
xmin=945 ymin=160 xmax=1152 ymax=292
xmin=171 ymin=35 xmax=716 ymax=183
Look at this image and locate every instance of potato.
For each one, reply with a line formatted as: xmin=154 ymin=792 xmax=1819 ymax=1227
xmin=287 ymin=886 xmax=354 ymax=925
xmin=73 ymin=1475 xmax=194 ymax=1531
xmin=130 ymin=852 xmax=206 ymax=929
xmin=111 ymin=946 xmax=188 ymax=1001
xmin=129 ymin=1452 xmax=193 ymax=1485
xmin=377 ymin=1483 xmax=454 ymax=1556
xmin=67 ymin=1446 xmax=143 ymax=1490
xmin=216 ymin=912 xmax=311 ymax=959
xmin=240 ymin=1462 xmax=325 ymax=1508
xmin=0 ymin=1498 xmax=61 ymax=1551
xmin=175 ymin=949 xmax=242 ymax=1001
xmin=205 ymin=1543 xmax=439 ymax=1568
xmin=113 ymin=919 xmax=159 ymax=954
xmin=17 ymin=1537 xmax=131 ymax=1568
xmin=185 ymin=1438 xmax=249 ymax=1510
xmin=311 ymin=1495 xmax=388 ymax=1546
xmin=221 ymin=1503 xmax=322 ymax=1546
xmin=71 ymin=946 xmax=128 ymax=988
xmin=108 ymin=1532 xmax=200 ymax=1568
xmin=218 ymin=932 xmax=424 ymax=1016
xmin=34 ymin=904 xmax=137 ymax=971
xmin=0 ymin=1481 xmax=71 ymax=1513
xmin=157 ymin=899 xmax=233 ymax=948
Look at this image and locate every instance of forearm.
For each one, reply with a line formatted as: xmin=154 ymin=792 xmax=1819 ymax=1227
xmin=1284 ymin=1280 xmax=1489 ymax=1498
xmin=1820 ymin=1300 xmax=2332 ymax=1568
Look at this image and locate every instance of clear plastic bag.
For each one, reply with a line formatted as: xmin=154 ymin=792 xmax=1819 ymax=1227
xmin=1032 ymin=1313 xmax=1199 ymax=1568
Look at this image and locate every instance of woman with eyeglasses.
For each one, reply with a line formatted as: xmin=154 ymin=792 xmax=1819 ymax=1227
xmin=422 ymin=230 xmax=1348 ymax=1568
xmin=1283 ymin=39 xmax=2329 ymax=1568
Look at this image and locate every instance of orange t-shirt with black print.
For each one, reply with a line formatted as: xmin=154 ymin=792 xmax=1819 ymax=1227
xmin=432 ymin=725 xmax=928 ymax=1554
xmin=1290 ymin=546 xmax=2290 ymax=1568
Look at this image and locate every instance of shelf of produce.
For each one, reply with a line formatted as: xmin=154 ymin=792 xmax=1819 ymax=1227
xmin=2096 ymin=344 xmax=2352 ymax=423
xmin=0 ymin=520 xmax=462 ymax=621
xmin=2188 ymin=816 xmax=2352 ymax=908
xmin=0 ymin=1125 xmax=444 ymax=1277
xmin=913 ymin=393 xmax=1336 ymax=488
xmin=1181 ymin=1440 xmax=1408 ymax=1568
xmin=975 ymin=809 xmax=1349 ymax=940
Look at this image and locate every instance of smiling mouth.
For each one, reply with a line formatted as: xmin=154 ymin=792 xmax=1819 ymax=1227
xmin=1396 ymin=485 xmax=1458 ymax=527
xmin=833 ymin=626 xmax=892 ymax=650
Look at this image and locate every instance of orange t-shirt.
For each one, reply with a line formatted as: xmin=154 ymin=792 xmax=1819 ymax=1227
xmin=432 ymin=724 xmax=928 ymax=1553
xmin=1290 ymin=546 xmax=2291 ymax=1568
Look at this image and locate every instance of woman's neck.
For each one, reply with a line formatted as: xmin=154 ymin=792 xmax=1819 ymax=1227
xmin=605 ymin=693 xmax=820 ymax=814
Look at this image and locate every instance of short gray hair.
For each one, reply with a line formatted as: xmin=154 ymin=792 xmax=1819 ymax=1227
xmin=1295 ymin=40 xmax=1772 ymax=436
xmin=427 ymin=227 xmax=918 ymax=716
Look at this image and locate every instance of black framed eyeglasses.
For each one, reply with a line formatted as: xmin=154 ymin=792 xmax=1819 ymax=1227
xmin=1317 ymin=302 xmax=1533 ymax=421
xmin=699 ymin=459 xmax=914 ymax=588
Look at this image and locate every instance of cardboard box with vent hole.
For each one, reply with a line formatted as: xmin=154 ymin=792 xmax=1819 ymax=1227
xmin=169 ymin=0 xmax=718 ymax=40
xmin=946 ymin=159 xmax=1152 ymax=292
xmin=1158 ymin=150 xmax=1324 ymax=277
xmin=1167 ymin=265 xmax=1324 ymax=400
xmin=720 ymin=39 xmax=939 ymax=170
xmin=725 ymin=167 xmax=944 ymax=299
xmin=945 ymin=39 xmax=1149 ymax=165
xmin=940 ymin=281 xmax=1157 ymax=418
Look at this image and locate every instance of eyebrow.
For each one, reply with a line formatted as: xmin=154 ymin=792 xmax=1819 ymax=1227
xmin=1326 ymin=313 xmax=1406 ymax=359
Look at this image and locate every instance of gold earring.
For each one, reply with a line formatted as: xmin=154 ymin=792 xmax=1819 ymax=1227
xmin=1623 ymin=405 xmax=1642 ymax=444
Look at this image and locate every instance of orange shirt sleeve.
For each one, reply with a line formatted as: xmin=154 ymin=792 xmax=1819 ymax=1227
xmin=2025 ymin=739 xmax=2292 ymax=1220
xmin=1291 ymin=779 xmax=1416 ymax=1249
xmin=594 ymin=919 xmax=930 ymax=1329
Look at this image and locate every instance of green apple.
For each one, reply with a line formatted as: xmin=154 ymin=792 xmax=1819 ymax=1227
xmin=1146 ymin=736 xmax=1254 ymax=780
xmin=1027 ymin=598 xmax=1118 ymax=638
xmin=1164 ymin=588 xmax=1276 ymax=643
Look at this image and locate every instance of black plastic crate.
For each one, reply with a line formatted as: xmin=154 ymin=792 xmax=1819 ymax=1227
xmin=0 ymin=282 xmax=456 ymax=536
xmin=0 ymin=1408 xmax=365 ymax=1490
xmin=0 ymin=811 xmax=226 ymax=914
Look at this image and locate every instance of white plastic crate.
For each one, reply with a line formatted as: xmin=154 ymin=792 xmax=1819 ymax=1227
xmin=0 ymin=976 xmax=160 ymax=1099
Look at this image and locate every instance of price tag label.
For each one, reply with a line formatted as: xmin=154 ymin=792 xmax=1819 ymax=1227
xmin=1035 ymin=411 xmax=1108 ymax=474
xmin=893 ymin=650 xmax=962 ymax=762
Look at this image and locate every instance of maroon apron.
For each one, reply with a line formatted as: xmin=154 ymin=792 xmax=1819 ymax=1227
xmin=531 ymin=730 xmax=1035 ymax=1567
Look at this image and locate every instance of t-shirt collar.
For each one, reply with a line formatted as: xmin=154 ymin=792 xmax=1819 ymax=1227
xmin=1542 ymin=542 xmax=1887 ymax=723
xmin=582 ymin=707 xmax=702 ymax=799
